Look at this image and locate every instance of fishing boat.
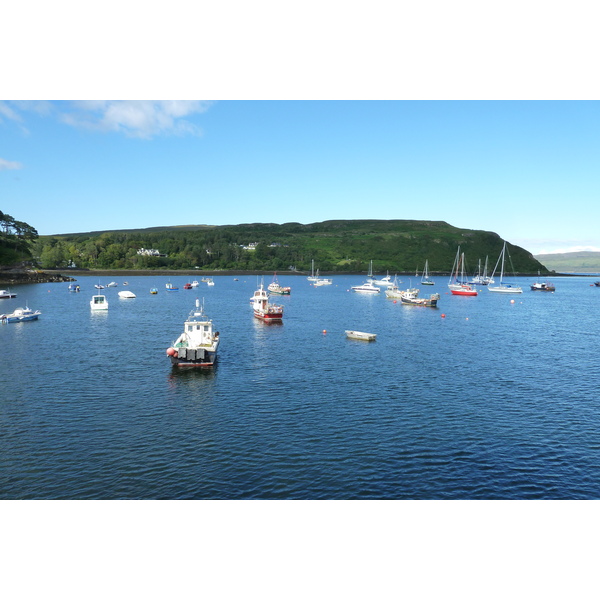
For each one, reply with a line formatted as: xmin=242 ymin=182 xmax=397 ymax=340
xmin=68 ymin=283 xmax=80 ymax=292
xmin=106 ymin=282 xmax=118 ymax=288
xmin=530 ymin=272 xmax=555 ymax=292
xmin=530 ymin=281 xmax=555 ymax=292
xmin=345 ymin=330 xmax=376 ymax=341
xmin=183 ymin=283 xmax=193 ymax=290
xmin=0 ymin=289 xmax=17 ymax=299
xmin=1 ymin=305 xmax=41 ymax=323
xmin=118 ymin=290 xmax=136 ymax=298
xmin=400 ymin=288 xmax=440 ymax=307
xmin=190 ymin=280 xmax=200 ymax=287
xmin=251 ymin=280 xmax=284 ymax=321
xmin=488 ymin=242 xmax=523 ymax=293
xmin=268 ymin=273 xmax=291 ymax=295
xmin=166 ymin=298 xmax=220 ymax=367
xmin=166 ymin=281 xmax=178 ymax=291
xmin=90 ymin=294 xmax=108 ymax=310
xmin=421 ymin=260 xmax=434 ymax=285
xmin=448 ymin=248 xmax=478 ymax=296
xmin=384 ymin=275 xmax=404 ymax=299
xmin=206 ymin=278 xmax=215 ymax=286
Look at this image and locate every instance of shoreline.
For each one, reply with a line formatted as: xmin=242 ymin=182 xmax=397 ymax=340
xmin=1 ymin=267 xmax=595 ymax=286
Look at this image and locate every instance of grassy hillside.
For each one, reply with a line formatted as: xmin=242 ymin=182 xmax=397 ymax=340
xmin=32 ymin=219 xmax=547 ymax=274
xmin=535 ymin=252 xmax=600 ymax=273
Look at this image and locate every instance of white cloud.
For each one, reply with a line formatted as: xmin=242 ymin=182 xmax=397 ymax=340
xmin=60 ymin=100 xmax=213 ymax=139
xmin=0 ymin=158 xmax=23 ymax=171
xmin=0 ymin=101 xmax=23 ymax=123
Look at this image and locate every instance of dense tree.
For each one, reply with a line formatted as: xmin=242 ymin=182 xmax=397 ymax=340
xmin=22 ymin=220 xmax=548 ymax=273
xmin=0 ymin=209 xmax=39 ymax=264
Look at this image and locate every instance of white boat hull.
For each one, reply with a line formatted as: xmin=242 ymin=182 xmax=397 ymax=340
xmin=345 ymin=330 xmax=376 ymax=341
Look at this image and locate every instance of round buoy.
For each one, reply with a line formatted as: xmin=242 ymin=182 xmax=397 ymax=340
xmin=322 ymin=329 xmax=327 ymax=334
xmin=510 ymin=299 xmax=515 ymax=304
xmin=393 ymin=300 xmax=397 ymax=304
xmin=441 ymin=314 xmax=446 ymax=318
xmin=166 ymin=347 xmax=177 ymax=356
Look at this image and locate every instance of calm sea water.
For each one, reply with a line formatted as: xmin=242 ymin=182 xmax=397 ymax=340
xmin=2 ymin=273 xmax=600 ymax=499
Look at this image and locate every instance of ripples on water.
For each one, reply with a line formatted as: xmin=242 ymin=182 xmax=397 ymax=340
xmin=2 ymin=274 xmax=600 ymax=499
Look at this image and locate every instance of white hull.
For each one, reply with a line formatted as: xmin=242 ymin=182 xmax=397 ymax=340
xmin=488 ymin=285 xmax=522 ymax=293
xmin=345 ymin=330 xmax=376 ymax=341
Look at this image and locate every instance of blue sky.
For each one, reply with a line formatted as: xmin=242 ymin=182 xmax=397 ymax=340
xmin=1 ymin=100 xmax=599 ymax=255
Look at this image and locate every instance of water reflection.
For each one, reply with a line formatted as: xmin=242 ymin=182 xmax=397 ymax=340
xmin=167 ymin=365 xmax=218 ymax=391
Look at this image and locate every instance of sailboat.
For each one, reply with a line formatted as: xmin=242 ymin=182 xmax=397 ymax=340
xmin=421 ymin=260 xmax=434 ymax=285
xmin=470 ymin=257 xmax=494 ymax=285
xmin=307 ymin=259 xmax=319 ymax=282
xmin=448 ymin=247 xmax=478 ymax=296
xmin=488 ymin=242 xmax=522 ymax=293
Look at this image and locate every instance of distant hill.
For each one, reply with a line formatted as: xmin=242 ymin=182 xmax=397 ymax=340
xmin=30 ymin=219 xmax=548 ymax=273
xmin=535 ymin=251 xmax=600 ymax=273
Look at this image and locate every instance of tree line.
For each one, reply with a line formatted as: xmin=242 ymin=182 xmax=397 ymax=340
xmin=25 ymin=220 xmax=548 ymax=274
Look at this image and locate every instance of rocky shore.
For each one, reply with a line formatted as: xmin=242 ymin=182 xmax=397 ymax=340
xmin=0 ymin=266 xmax=75 ymax=286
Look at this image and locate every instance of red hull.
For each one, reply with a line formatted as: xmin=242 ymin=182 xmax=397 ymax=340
xmin=254 ymin=311 xmax=283 ymax=321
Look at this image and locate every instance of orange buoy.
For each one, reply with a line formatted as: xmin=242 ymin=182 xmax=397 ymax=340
xmin=441 ymin=314 xmax=446 ymax=318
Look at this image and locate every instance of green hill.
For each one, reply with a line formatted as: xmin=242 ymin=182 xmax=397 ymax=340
xmin=30 ymin=219 xmax=547 ymax=274
xmin=534 ymin=252 xmax=600 ymax=273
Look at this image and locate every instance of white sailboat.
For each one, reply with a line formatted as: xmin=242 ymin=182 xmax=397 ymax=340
xmin=488 ymin=242 xmax=522 ymax=293
xmin=470 ymin=257 xmax=494 ymax=285
xmin=307 ymin=259 xmax=319 ymax=282
xmin=421 ymin=260 xmax=434 ymax=285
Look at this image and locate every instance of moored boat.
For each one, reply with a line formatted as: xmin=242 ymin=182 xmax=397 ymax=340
xmin=106 ymin=282 xmax=118 ymax=287
xmin=150 ymin=288 xmax=158 ymax=294
xmin=166 ymin=281 xmax=178 ymax=291
xmin=184 ymin=283 xmax=193 ymax=290
xmin=488 ymin=242 xmax=523 ymax=294
xmin=90 ymin=294 xmax=108 ymax=310
xmin=0 ymin=289 xmax=17 ymax=299
xmin=118 ymin=290 xmax=136 ymax=298
xmin=268 ymin=273 xmax=291 ymax=295
xmin=448 ymin=248 xmax=478 ymax=296
xmin=400 ymin=288 xmax=440 ymax=307
xmin=384 ymin=275 xmax=404 ymax=299
xmin=251 ymin=281 xmax=284 ymax=321
xmin=68 ymin=283 xmax=80 ymax=292
xmin=531 ymin=281 xmax=555 ymax=292
xmin=313 ymin=277 xmax=333 ymax=286
xmin=166 ymin=298 xmax=220 ymax=367
xmin=345 ymin=330 xmax=376 ymax=341
xmin=1 ymin=305 xmax=41 ymax=323
xmin=421 ymin=260 xmax=435 ymax=285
